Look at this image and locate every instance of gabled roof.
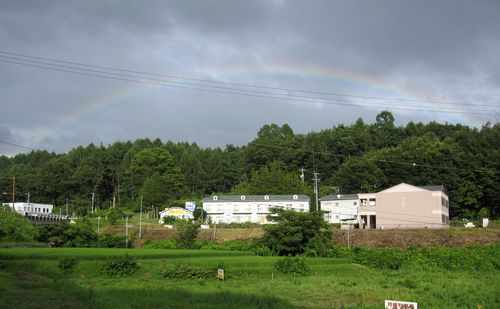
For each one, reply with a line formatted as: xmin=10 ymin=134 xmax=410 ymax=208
xmin=320 ymin=194 xmax=358 ymax=201
xmin=378 ymin=183 xmax=446 ymax=194
xmin=203 ymin=195 xmax=310 ymax=202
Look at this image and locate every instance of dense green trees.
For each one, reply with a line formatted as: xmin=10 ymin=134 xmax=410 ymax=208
xmin=0 ymin=112 xmax=498 ymax=218
xmin=0 ymin=211 xmax=38 ymax=242
xmin=259 ymin=208 xmax=332 ymax=256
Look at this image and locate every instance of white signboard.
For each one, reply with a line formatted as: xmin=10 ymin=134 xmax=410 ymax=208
xmin=185 ymin=201 xmax=196 ymax=212
xmin=385 ymin=300 xmax=418 ymax=308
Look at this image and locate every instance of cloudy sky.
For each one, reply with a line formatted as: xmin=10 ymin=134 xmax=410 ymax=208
xmin=1 ymin=0 xmax=499 ymax=155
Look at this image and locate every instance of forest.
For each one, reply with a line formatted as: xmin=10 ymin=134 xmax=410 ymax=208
xmin=1 ymin=111 xmax=498 ymax=219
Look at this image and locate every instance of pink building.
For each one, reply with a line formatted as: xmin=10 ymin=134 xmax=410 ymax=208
xmin=358 ymin=183 xmax=449 ymax=229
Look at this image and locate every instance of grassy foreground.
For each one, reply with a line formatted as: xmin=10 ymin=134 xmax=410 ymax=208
xmin=0 ymin=248 xmax=498 ymax=308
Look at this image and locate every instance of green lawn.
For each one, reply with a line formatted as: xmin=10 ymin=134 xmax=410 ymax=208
xmin=0 ymin=248 xmax=498 ymax=308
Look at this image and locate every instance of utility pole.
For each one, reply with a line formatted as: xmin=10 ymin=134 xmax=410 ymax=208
xmin=12 ymin=176 xmax=15 ymax=209
xmin=139 ymin=195 xmax=143 ymax=239
xmin=313 ymin=172 xmax=320 ymax=212
xmin=91 ymin=192 xmax=95 ymax=213
xmin=125 ymin=216 xmax=129 ymax=248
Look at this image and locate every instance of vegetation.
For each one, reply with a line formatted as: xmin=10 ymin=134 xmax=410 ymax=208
xmin=0 ymin=247 xmax=498 ymax=308
xmin=0 ymin=211 xmax=38 ymax=242
xmin=0 ymin=112 xmax=498 ymax=219
xmin=172 ymin=221 xmax=200 ymax=249
xmin=259 ymin=208 xmax=332 ymax=256
xmin=275 ymin=256 xmax=311 ymax=276
xmin=101 ymin=254 xmax=140 ymax=277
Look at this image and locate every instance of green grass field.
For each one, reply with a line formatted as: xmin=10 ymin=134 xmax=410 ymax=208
xmin=0 ymin=248 xmax=498 ymax=308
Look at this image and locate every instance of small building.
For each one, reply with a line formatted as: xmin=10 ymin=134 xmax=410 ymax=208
xmin=11 ymin=202 xmax=53 ymax=216
xmin=320 ymin=194 xmax=358 ymax=224
xmin=202 ymin=194 xmax=310 ymax=224
xmin=359 ymin=183 xmax=449 ymax=229
xmin=159 ymin=207 xmax=194 ymax=223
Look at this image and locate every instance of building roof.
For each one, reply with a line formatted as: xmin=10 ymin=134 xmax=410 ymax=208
xmin=320 ymin=194 xmax=358 ymax=201
xmin=159 ymin=207 xmax=193 ymax=214
xmin=418 ymin=185 xmax=446 ymax=192
xmin=203 ymin=194 xmax=310 ymax=202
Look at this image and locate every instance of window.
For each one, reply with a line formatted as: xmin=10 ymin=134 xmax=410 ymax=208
xmin=335 ymin=202 xmax=339 ymax=206
xmin=369 ymin=198 xmax=376 ymax=206
xmin=293 ymin=195 xmax=298 ymax=200
xmin=213 ymin=196 xmax=218 ymax=201
xmin=353 ymin=201 xmax=357 ymax=206
xmin=264 ymin=195 xmax=269 ymax=200
xmin=240 ymin=195 xmax=246 ymax=200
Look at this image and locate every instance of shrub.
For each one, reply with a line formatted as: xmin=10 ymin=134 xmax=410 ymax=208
xmin=0 ymin=211 xmax=38 ymax=242
xmin=101 ymin=254 xmax=140 ymax=277
xmin=58 ymin=256 xmax=78 ymax=274
xmin=160 ymin=264 xmax=220 ymax=280
xmin=275 ymin=256 xmax=311 ymax=276
xmin=162 ymin=216 xmax=180 ymax=224
xmin=174 ymin=221 xmax=200 ymax=249
xmin=198 ymin=240 xmax=251 ymax=251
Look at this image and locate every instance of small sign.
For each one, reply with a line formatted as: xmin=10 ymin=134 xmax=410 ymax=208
xmin=385 ymin=300 xmax=418 ymax=308
xmin=217 ymin=268 xmax=225 ymax=281
xmin=185 ymin=201 xmax=196 ymax=212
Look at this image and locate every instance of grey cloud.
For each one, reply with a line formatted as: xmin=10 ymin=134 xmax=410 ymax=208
xmin=0 ymin=0 xmax=498 ymax=155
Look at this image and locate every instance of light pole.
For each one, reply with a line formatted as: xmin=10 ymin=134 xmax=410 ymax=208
xmin=139 ymin=195 xmax=143 ymax=239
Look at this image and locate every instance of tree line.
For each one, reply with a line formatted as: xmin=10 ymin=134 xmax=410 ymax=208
xmin=1 ymin=111 xmax=498 ymax=219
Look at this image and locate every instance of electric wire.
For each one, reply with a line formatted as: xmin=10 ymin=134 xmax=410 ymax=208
xmin=0 ymin=55 xmax=497 ymax=117
xmin=1 ymin=50 xmax=498 ymax=108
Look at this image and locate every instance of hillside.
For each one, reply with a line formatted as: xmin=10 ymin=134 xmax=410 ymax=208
xmin=104 ymin=224 xmax=499 ymax=248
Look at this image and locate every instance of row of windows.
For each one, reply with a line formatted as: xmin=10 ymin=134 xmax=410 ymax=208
xmin=212 ymin=195 xmax=299 ymax=201
xmin=22 ymin=206 xmax=50 ymax=213
xmin=360 ymin=198 xmax=376 ymax=207
xmin=441 ymin=214 xmax=449 ymax=224
xmin=441 ymin=197 xmax=449 ymax=208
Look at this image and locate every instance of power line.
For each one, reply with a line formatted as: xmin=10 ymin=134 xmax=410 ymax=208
xmin=0 ymin=55 xmax=498 ymax=118
xmin=2 ymin=50 xmax=497 ymax=108
xmin=0 ymin=140 xmax=36 ymax=151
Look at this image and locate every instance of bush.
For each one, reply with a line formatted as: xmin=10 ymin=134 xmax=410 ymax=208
xmin=101 ymin=254 xmax=140 ymax=277
xmin=58 ymin=256 xmax=78 ymax=274
xmin=174 ymin=221 xmax=200 ymax=249
xmin=198 ymin=240 xmax=251 ymax=251
xmin=275 ymin=256 xmax=311 ymax=276
xmin=160 ymin=264 xmax=220 ymax=280
xmin=349 ymin=244 xmax=500 ymax=271
xmin=0 ymin=211 xmax=38 ymax=242
xmin=162 ymin=216 xmax=180 ymax=224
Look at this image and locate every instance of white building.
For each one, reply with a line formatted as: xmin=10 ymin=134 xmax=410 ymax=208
xmin=320 ymin=194 xmax=359 ymax=224
xmin=202 ymin=195 xmax=310 ymax=224
xmin=159 ymin=207 xmax=194 ymax=223
xmin=10 ymin=202 xmax=54 ymax=216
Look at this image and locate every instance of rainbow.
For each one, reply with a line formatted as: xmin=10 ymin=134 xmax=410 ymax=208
xmin=28 ymin=62 xmax=480 ymax=148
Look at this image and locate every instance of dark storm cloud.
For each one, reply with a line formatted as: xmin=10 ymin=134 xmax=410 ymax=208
xmin=0 ymin=0 xmax=498 ymax=155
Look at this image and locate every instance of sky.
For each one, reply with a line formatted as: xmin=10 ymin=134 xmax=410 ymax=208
xmin=0 ymin=0 xmax=499 ymax=155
